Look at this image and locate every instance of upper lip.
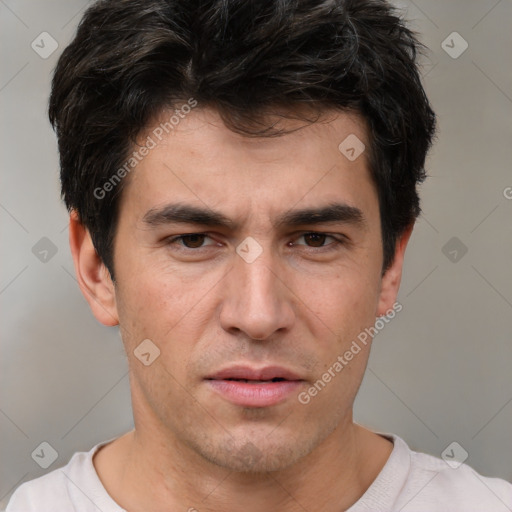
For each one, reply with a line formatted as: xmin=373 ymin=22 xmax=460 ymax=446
xmin=206 ymin=365 xmax=304 ymax=381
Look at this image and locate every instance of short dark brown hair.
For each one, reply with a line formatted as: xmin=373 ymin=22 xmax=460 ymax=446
xmin=49 ymin=0 xmax=436 ymax=279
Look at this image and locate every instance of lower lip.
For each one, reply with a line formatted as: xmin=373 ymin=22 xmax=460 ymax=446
xmin=206 ymin=379 xmax=303 ymax=407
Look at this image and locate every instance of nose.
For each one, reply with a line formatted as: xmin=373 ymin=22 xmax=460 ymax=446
xmin=219 ymin=245 xmax=295 ymax=341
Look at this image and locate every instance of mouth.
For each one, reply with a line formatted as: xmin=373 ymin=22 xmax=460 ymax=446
xmin=205 ymin=366 xmax=305 ymax=407
xmin=219 ymin=377 xmax=288 ymax=383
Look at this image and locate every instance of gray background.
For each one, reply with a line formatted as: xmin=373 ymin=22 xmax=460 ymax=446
xmin=1 ymin=0 xmax=511 ymax=507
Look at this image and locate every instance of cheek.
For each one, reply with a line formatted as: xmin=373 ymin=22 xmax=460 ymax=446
xmin=297 ymin=263 xmax=380 ymax=338
xmin=303 ymin=282 xmax=376 ymax=405
xmin=113 ymin=268 xmax=175 ymax=359
xmin=115 ymin=264 xmax=218 ymax=372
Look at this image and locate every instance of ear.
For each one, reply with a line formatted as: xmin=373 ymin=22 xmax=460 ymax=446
xmin=376 ymin=223 xmax=414 ymax=317
xmin=68 ymin=210 xmax=119 ymax=326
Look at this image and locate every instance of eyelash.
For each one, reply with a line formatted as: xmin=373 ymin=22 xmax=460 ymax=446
xmin=165 ymin=232 xmax=345 ymax=253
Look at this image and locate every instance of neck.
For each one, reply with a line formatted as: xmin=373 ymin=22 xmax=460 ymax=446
xmin=94 ymin=418 xmax=393 ymax=512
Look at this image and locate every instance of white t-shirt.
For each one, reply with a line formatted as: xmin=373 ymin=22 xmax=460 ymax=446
xmin=6 ymin=433 xmax=512 ymax=511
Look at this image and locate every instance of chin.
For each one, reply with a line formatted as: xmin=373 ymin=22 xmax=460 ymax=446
xmin=209 ymin=443 xmax=304 ymax=473
xmin=188 ymin=427 xmax=327 ymax=474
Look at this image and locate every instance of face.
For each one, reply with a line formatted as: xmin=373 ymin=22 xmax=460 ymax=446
xmin=78 ymin=107 xmax=408 ymax=473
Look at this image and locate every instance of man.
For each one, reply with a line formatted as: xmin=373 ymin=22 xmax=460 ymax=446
xmin=7 ymin=0 xmax=512 ymax=510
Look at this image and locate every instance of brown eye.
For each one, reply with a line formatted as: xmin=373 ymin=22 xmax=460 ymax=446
xmin=165 ymin=233 xmax=220 ymax=259
xmin=303 ymin=233 xmax=327 ymax=247
xmin=290 ymin=232 xmax=344 ymax=252
xmin=179 ymin=234 xmax=206 ymax=248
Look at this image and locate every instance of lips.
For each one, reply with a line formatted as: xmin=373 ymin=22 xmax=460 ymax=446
xmin=205 ymin=365 xmax=305 ymax=407
xmin=206 ymin=365 xmax=303 ymax=382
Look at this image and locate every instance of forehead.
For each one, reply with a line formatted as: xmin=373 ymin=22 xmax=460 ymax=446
xmin=118 ymin=107 xmax=378 ymax=227
xmin=143 ymin=106 xmax=369 ymax=161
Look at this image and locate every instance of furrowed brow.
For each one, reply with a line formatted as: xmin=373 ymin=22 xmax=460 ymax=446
xmin=141 ymin=202 xmax=366 ymax=231
xmin=142 ymin=203 xmax=237 ymax=229
xmin=275 ymin=203 xmax=366 ymax=229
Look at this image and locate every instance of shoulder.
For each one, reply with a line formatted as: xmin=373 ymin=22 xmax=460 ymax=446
xmin=6 ymin=440 xmax=116 ymax=512
xmin=395 ymin=437 xmax=512 ymax=511
xmin=6 ymin=463 xmax=77 ymax=511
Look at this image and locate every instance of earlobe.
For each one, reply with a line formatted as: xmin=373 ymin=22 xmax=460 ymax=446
xmin=376 ymin=223 xmax=414 ymax=317
xmin=68 ymin=210 xmax=119 ymax=326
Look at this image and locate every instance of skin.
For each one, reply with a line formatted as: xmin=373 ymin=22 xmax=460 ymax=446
xmin=69 ymin=107 xmax=413 ymax=512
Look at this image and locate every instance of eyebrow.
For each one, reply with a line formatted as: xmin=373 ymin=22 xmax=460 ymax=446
xmin=142 ymin=202 xmax=366 ymax=230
